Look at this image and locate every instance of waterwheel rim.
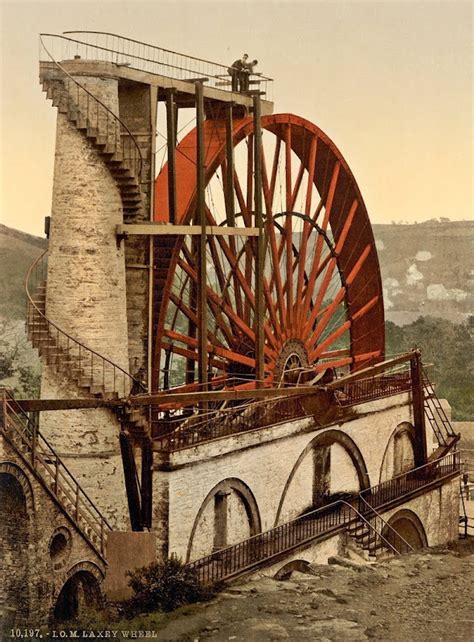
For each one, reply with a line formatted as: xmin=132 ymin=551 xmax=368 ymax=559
xmin=152 ymin=113 xmax=384 ymax=393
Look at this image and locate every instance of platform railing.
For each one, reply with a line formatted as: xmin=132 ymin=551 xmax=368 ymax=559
xmin=152 ymin=394 xmax=309 ymax=450
xmin=152 ymin=370 xmax=413 ymax=451
xmin=39 ymin=31 xmax=274 ymax=99
xmin=0 ymin=389 xmax=111 ymax=560
xmin=187 ymin=452 xmax=460 ymax=584
xmin=26 ymin=250 xmax=145 ymax=398
xmin=336 ymin=371 xmax=412 ymax=407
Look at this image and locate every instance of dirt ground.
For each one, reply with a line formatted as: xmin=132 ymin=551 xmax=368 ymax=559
xmin=145 ymin=539 xmax=474 ymax=642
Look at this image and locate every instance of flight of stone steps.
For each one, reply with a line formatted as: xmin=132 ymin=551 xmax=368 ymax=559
xmin=26 ymin=266 xmax=149 ymax=437
xmin=1 ymin=392 xmax=110 ymax=558
xmin=39 ymin=63 xmax=145 ymax=221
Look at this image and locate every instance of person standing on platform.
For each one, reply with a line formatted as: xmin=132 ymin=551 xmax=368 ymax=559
xmin=241 ymin=59 xmax=258 ymax=92
xmin=228 ymin=53 xmax=248 ymax=92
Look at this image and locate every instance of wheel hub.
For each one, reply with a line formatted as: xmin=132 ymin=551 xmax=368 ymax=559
xmin=274 ymin=339 xmax=309 ymax=384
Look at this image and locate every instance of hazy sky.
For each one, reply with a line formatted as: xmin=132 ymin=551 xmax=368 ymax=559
xmin=0 ymin=0 xmax=472 ymax=236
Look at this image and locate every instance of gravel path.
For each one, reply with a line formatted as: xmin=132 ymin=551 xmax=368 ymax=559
xmin=153 ymin=540 xmax=474 ymax=641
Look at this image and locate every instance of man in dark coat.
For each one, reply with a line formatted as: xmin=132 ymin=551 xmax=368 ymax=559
xmin=241 ymin=59 xmax=258 ymax=92
xmin=228 ymin=53 xmax=248 ymax=91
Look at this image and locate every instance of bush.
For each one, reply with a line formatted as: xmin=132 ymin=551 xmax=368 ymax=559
xmin=125 ymin=556 xmax=214 ymax=615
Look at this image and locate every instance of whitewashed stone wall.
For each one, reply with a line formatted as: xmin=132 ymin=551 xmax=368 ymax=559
xmin=161 ymin=394 xmax=418 ymax=561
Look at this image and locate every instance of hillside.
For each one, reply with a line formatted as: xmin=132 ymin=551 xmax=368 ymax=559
xmin=372 ymin=220 xmax=473 ymax=326
xmin=0 ymin=224 xmax=47 ymax=320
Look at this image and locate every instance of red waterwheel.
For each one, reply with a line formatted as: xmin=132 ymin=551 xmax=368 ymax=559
xmin=152 ymin=113 xmax=384 ymax=393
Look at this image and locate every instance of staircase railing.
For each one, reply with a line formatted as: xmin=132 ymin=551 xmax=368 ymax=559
xmin=26 ymin=249 xmax=145 ymax=398
xmin=360 ymin=451 xmax=460 ymax=508
xmin=187 ymin=500 xmax=407 ymax=585
xmin=39 ymin=33 xmax=143 ymax=180
xmin=356 ymin=493 xmax=415 ymax=555
xmin=187 ymin=452 xmax=460 ymax=584
xmin=0 ymin=389 xmax=111 ymax=560
xmin=422 ymin=368 xmax=457 ymax=446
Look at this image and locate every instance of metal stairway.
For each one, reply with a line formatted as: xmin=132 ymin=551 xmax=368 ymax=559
xmin=346 ymin=495 xmax=414 ymax=559
xmin=423 ymin=370 xmax=460 ymax=459
xmin=0 ymin=390 xmax=110 ymax=561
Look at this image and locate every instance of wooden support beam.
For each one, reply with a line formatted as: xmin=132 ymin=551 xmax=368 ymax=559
xmin=225 ymin=103 xmax=235 ymax=226
xmin=253 ymin=93 xmax=265 ymax=388
xmin=117 ymin=224 xmax=259 ymax=237
xmin=410 ymin=350 xmax=428 ymax=466
xmin=166 ymin=89 xmax=177 ymax=224
xmin=15 ymin=353 xmax=417 ymax=413
xmin=196 ymin=81 xmax=208 ymax=396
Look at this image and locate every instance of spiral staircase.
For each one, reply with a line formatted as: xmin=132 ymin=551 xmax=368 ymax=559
xmin=28 ymin=50 xmax=151 ymax=439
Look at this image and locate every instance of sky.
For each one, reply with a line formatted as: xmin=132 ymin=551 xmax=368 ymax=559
xmin=0 ymin=0 xmax=472 ymax=236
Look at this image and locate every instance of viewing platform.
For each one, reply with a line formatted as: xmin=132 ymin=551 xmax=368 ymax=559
xmin=39 ymin=32 xmax=274 ymax=116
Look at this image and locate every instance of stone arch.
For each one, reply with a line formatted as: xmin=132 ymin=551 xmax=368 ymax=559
xmin=0 ymin=469 xmax=32 ymax=622
xmin=384 ymin=509 xmax=428 ymax=550
xmin=0 ymin=461 xmax=35 ymax=512
xmin=274 ymin=559 xmax=312 ymax=580
xmin=52 ymin=562 xmax=104 ymax=623
xmin=379 ymin=422 xmax=416 ymax=482
xmin=186 ymin=478 xmax=262 ymax=563
xmin=275 ymin=429 xmax=370 ymax=526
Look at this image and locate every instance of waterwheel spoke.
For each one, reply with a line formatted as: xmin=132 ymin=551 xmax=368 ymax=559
xmin=285 ymin=124 xmax=294 ymax=329
xmin=295 ymin=136 xmax=318 ymax=314
xmin=246 ymin=135 xmax=254 ymax=214
xmin=269 ymin=136 xmax=282 ymax=205
xmin=300 ymin=162 xmax=341 ymax=322
xmin=155 ymin=115 xmax=384 ymax=394
xmin=162 ymin=339 xmax=229 ymax=372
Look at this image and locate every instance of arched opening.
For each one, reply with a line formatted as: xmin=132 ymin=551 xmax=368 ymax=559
xmin=276 ymin=429 xmax=370 ymax=524
xmin=380 ymin=423 xmax=416 ymax=482
xmin=0 ymin=472 xmax=30 ymax=623
xmin=384 ymin=509 xmax=428 ymax=551
xmin=186 ymin=478 xmax=261 ymax=562
xmin=53 ymin=571 xmax=102 ymax=623
xmin=49 ymin=527 xmax=72 ymax=571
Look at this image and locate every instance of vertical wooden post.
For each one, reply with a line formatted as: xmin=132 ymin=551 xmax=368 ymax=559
xmin=411 ymin=350 xmax=428 ymax=466
xmin=225 ymin=103 xmax=235 ymax=226
xmin=141 ymin=438 xmax=153 ymax=529
xmin=253 ymin=94 xmax=265 ymax=387
xmin=195 ymin=82 xmax=208 ymax=395
xmin=147 ymin=86 xmax=158 ymax=392
xmin=166 ymin=90 xmax=177 ymax=225
xmin=31 ymin=413 xmax=37 ymax=470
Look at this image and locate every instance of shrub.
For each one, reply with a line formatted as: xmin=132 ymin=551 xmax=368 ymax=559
xmin=126 ymin=556 xmax=214 ymax=615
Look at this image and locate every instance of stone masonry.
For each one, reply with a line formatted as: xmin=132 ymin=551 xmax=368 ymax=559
xmin=40 ymin=73 xmax=130 ymax=529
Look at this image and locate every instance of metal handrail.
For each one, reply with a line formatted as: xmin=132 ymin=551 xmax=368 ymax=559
xmin=153 ymin=371 xmax=414 ymax=451
xmin=26 ymin=249 xmax=146 ymax=397
xmin=187 ymin=453 xmax=459 ymax=583
xmin=1 ymin=390 xmax=111 ymax=558
xmin=422 ymin=368 xmax=457 ymax=440
xmin=360 ymin=451 xmax=460 ymax=506
xmin=187 ymin=500 xmax=404 ymax=584
xmin=39 ymin=34 xmax=143 ymax=180
xmin=64 ymin=30 xmax=273 ymax=81
xmin=357 ymin=493 xmax=415 ymax=554
xmin=49 ymin=31 xmax=273 ymax=97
